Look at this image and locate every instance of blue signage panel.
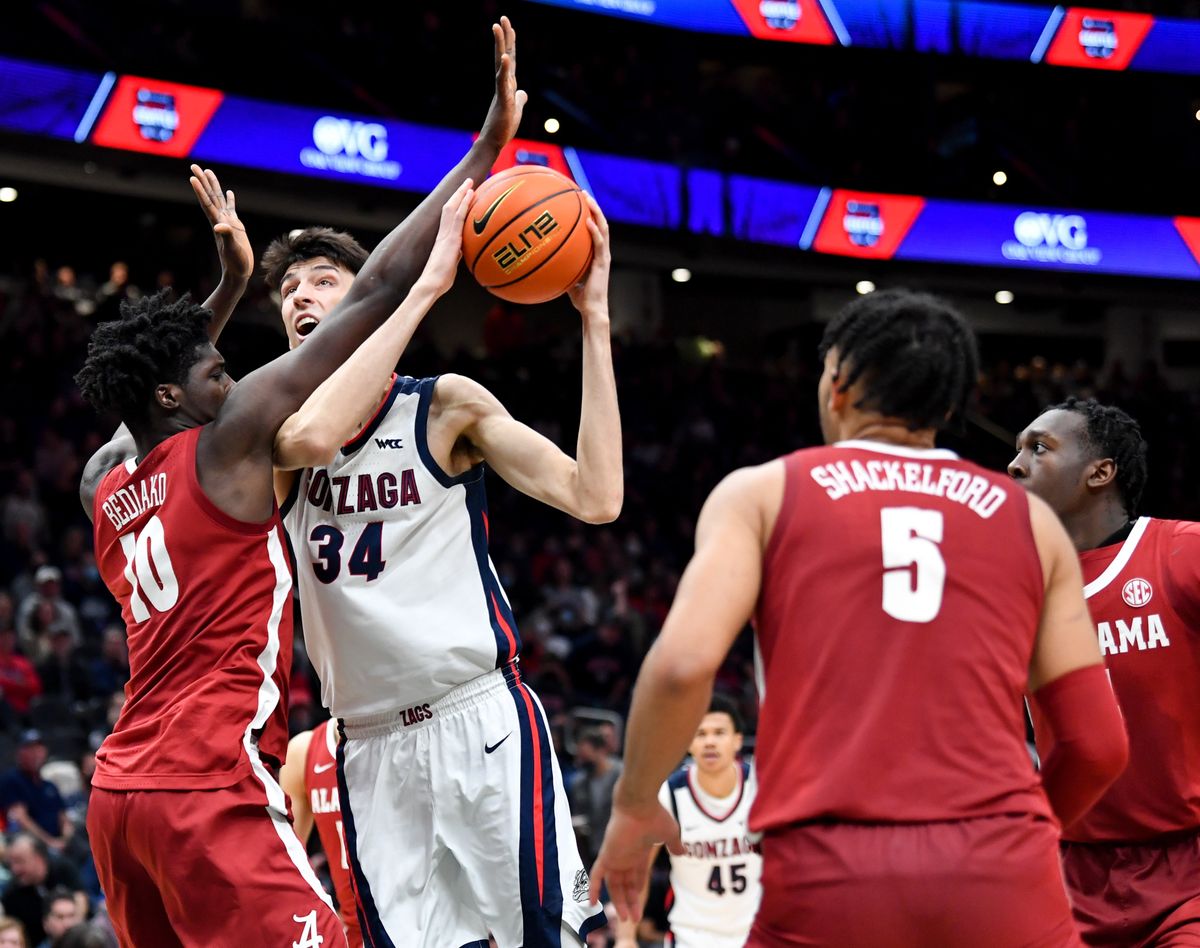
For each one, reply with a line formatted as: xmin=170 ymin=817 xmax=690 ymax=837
xmin=190 ymin=96 xmax=476 ymax=194
xmin=728 ymin=175 xmax=823 ymax=246
xmin=0 ymin=56 xmax=105 ymax=140
xmin=898 ymin=200 xmax=1200 ymax=280
xmin=573 ymin=149 xmax=682 ymax=228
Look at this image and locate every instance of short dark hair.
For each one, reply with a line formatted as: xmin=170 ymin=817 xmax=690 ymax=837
xmin=819 ymin=289 xmax=979 ymax=431
xmin=1050 ymin=396 xmax=1148 ymax=518
xmin=579 ymin=727 xmax=608 ymax=751
xmin=74 ymin=290 xmax=212 ymax=427
xmin=260 ymin=226 xmax=369 ymax=290
xmin=58 ymin=925 xmax=110 ymax=948
xmin=44 ymin=886 xmax=77 ymax=915
xmin=707 ymin=693 xmax=743 ymax=734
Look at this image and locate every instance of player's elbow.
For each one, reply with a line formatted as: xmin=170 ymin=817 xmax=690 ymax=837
xmin=275 ymin=424 xmax=340 ymax=469
xmin=579 ymin=491 xmax=623 ymax=524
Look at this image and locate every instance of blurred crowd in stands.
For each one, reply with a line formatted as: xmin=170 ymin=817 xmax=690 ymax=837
xmin=0 ymin=250 xmax=1198 ymax=946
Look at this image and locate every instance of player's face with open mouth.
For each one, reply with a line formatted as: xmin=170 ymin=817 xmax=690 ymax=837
xmin=278 ymin=256 xmax=355 ymax=349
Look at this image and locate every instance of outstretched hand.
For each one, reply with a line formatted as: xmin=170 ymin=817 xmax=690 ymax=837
xmin=567 ymin=194 xmax=611 ymax=319
xmin=190 ymin=164 xmax=253 ymax=283
xmin=419 ymin=178 xmax=474 ymax=296
xmin=479 ymin=16 xmax=527 ymax=152
xmin=588 ymin=797 xmax=683 ymax=922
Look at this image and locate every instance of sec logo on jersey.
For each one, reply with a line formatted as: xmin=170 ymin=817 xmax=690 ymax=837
xmin=1122 ymin=578 xmax=1153 ymax=608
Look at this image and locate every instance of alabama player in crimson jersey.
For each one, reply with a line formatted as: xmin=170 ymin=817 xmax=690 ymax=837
xmin=72 ymin=30 xmax=524 ymax=946
xmin=591 ymin=289 xmax=1130 ymax=948
xmin=281 ymin=720 xmax=363 ymax=948
xmin=1011 ymin=397 xmax=1200 ymax=947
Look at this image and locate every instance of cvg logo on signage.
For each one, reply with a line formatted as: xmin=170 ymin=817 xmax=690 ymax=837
xmin=1002 ymin=212 xmax=1102 ymax=266
xmin=300 ymin=116 xmax=401 ymax=180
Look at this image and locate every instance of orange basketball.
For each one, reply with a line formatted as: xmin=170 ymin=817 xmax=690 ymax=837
xmin=462 ymin=165 xmax=593 ymax=305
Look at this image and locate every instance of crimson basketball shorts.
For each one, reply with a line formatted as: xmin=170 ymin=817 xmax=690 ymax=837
xmin=88 ymin=764 xmax=345 ymax=948
xmin=1061 ymin=831 xmax=1200 ymax=947
xmin=746 ymin=813 xmax=1081 ymax=948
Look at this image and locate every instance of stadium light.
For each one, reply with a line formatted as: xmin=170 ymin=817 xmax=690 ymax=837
xmin=671 ymin=268 xmax=692 ymax=283
xmin=0 ymin=187 xmax=17 ymax=203
xmin=544 ymin=117 xmax=561 ymax=134
xmin=992 ymin=170 xmax=1008 ymax=186
xmin=855 ymin=280 xmax=875 ymax=295
xmin=995 ymin=290 xmax=1015 ymax=304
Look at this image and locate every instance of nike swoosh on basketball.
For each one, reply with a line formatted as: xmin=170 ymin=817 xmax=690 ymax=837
xmin=485 ymin=733 xmax=512 ymax=754
xmin=313 ymin=762 xmax=335 ymax=774
xmin=472 ymin=184 xmax=522 ymax=235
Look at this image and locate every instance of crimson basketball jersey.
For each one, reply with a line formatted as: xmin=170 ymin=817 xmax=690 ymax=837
xmin=91 ymin=426 xmax=294 ymax=790
xmin=305 ymin=720 xmax=362 ymax=947
xmin=1032 ymin=516 xmax=1200 ymax=842
xmin=751 ymin=441 xmax=1051 ymax=833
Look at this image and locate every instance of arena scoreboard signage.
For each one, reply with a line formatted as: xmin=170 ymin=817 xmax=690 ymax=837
xmin=1 ymin=53 xmax=1197 ymax=282
xmin=522 ymin=0 xmax=1200 ymax=75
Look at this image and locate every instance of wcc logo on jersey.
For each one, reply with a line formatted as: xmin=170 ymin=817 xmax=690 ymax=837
xmin=1122 ymin=578 xmax=1153 ymax=608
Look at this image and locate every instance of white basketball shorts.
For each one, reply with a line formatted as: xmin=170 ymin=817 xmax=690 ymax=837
xmin=335 ymin=663 xmax=606 ymax=948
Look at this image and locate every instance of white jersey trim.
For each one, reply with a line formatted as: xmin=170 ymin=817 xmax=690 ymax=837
xmin=1083 ymin=516 xmax=1151 ymax=600
xmin=241 ymin=526 xmax=333 ymax=910
xmin=834 ymin=439 xmax=959 ymax=460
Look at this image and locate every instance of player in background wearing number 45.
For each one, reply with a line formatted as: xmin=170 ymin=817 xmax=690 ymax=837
xmin=1010 ymin=399 xmax=1200 ymax=947
xmin=591 ymin=289 xmax=1130 ymax=948
xmin=613 ymin=694 xmax=761 ymax=948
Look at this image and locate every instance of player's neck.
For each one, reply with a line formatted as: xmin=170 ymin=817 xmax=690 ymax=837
xmin=1065 ymin=497 xmax=1131 ymax=553
xmin=131 ymin=417 xmax=194 ymax=463
xmin=695 ymin=761 xmax=739 ymax=798
xmin=837 ymin=416 xmax=938 ymax=451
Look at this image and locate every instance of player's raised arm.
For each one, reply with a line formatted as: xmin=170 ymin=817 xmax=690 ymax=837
xmin=1026 ymin=492 xmax=1129 ymax=828
xmin=191 ymin=164 xmax=253 ymax=338
xmin=438 ymin=198 xmax=622 ymax=523
xmin=274 ymin=181 xmax=473 ymax=470
xmin=589 ymin=463 xmax=780 ymax=919
xmin=79 ymin=164 xmax=255 ymax=517
xmin=206 ymin=18 xmax=525 ymax=479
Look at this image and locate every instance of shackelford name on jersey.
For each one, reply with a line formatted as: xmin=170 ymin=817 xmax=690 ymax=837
xmin=810 ymin=458 xmax=1008 ymax=518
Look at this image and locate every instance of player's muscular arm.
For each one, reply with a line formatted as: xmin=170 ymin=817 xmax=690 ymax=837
xmin=80 ymin=166 xmax=251 ymax=519
xmin=590 ymin=462 xmax=782 ymax=921
xmin=280 ymin=730 xmax=315 ymax=843
xmin=200 ymin=19 xmax=525 ymax=522
xmin=427 ymin=200 xmax=621 ymax=522
xmin=1027 ymin=493 xmax=1129 ymax=827
xmin=273 ymin=182 xmax=473 ymax=470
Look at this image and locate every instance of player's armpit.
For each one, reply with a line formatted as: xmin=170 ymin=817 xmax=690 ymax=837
xmin=1027 ymin=492 xmax=1105 ymax=692
xmin=79 ymin=425 xmax=136 ymax=519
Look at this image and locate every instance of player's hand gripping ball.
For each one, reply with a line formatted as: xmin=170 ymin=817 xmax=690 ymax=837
xmin=462 ymin=165 xmax=594 ymax=304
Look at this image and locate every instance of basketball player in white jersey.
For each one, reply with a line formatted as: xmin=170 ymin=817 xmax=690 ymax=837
xmin=614 ymin=694 xmax=762 ymax=948
xmin=262 ymin=78 xmax=619 ymax=948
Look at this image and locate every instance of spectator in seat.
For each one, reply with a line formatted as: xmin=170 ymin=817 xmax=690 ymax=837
xmin=0 ymin=732 xmax=72 ymax=850
xmin=0 ymin=628 xmax=42 ymax=719
xmin=1 ymin=835 xmax=86 ymax=947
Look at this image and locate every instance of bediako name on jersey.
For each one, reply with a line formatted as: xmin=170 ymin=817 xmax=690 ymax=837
xmin=101 ymin=473 xmax=168 ymax=531
xmin=811 ymin=459 xmax=1007 ymax=519
xmin=305 ymin=469 xmax=421 ymax=515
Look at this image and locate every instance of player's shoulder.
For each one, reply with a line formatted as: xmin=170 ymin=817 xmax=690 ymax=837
xmin=666 ymin=764 xmax=691 ymax=793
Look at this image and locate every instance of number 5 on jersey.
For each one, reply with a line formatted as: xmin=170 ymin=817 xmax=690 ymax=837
xmin=118 ymin=515 xmax=180 ymax=623
xmin=880 ymin=507 xmax=946 ymax=623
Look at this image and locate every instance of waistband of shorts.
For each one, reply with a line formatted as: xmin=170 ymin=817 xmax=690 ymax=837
xmin=1061 ymin=825 xmax=1200 ymax=851
xmin=340 ymin=662 xmax=521 ymax=739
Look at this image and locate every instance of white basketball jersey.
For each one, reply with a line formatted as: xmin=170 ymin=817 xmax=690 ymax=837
xmin=282 ymin=375 xmax=522 ymax=718
xmin=658 ymin=761 xmax=762 ymax=943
